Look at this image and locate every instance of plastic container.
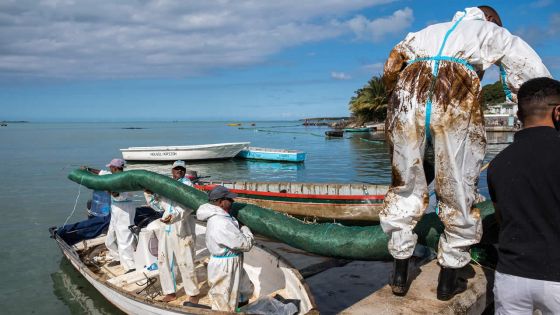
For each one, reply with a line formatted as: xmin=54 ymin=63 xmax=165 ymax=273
xmin=90 ymin=191 xmax=111 ymax=217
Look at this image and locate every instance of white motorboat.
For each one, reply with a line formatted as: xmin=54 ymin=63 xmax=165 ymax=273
xmin=51 ymin=221 xmax=316 ymax=314
xmin=120 ymin=142 xmax=250 ymax=161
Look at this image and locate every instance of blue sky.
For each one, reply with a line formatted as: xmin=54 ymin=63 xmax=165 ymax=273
xmin=1 ymin=0 xmax=558 ymax=122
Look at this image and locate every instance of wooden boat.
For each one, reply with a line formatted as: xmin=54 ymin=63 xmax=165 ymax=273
xmin=51 ymin=221 xmax=316 ymax=314
xmin=226 ymin=123 xmax=242 ymax=126
xmin=343 ymin=127 xmax=371 ymax=133
xmin=236 ymin=147 xmax=306 ymax=163
xmin=121 ymin=142 xmax=250 ymax=161
xmin=196 ymin=181 xmax=389 ymax=222
xmin=325 ymin=130 xmax=343 ymax=138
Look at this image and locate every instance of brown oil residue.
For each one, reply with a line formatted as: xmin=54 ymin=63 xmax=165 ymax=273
xmin=383 ymin=48 xmax=408 ymax=93
xmin=432 ymin=62 xmax=480 ymax=112
xmin=391 ymin=165 xmax=404 ymax=187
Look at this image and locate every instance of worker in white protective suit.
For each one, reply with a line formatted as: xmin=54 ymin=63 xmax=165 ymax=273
xmin=83 ymin=158 xmax=137 ymax=272
xmin=379 ymin=5 xmax=551 ymax=300
xmin=196 ymin=186 xmax=255 ymax=312
xmin=144 ymin=160 xmax=200 ymax=303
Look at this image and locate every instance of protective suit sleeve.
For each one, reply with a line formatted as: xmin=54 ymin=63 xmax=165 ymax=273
xmin=480 ymin=27 xmax=551 ymax=103
xmin=167 ymin=203 xmax=193 ymax=224
xmin=383 ymin=34 xmax=415 ymax=94
xmin=144 ymin=192 xmax=165 ymax=212
xmin=217 ymin=222 xmax=254 ymax=252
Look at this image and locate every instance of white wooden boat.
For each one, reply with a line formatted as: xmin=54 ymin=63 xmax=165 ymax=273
xmin=236 ymin=147 xmax=306 ymax=163
xmin=51 ymin=222 xmax=316 ymax=314
xmin=120 ymin=142 xmax=250 ymax=161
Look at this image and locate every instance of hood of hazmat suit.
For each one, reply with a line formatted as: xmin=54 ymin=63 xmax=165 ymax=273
xmin=197 ymin=203 xmax=254 ymax=256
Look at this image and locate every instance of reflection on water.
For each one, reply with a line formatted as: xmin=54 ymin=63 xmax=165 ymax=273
xmin=51 ymin=259 xmax=124 ymax=315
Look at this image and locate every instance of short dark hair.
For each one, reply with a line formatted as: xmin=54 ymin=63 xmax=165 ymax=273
xmin=478 ymin=5 xmax=502 ymax=27
xmin=517 ymin=77 xmax=560 ymax=123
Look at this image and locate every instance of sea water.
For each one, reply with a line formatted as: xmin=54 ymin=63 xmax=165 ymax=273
xmin=0 ymin=121 xmax=512 ymax=314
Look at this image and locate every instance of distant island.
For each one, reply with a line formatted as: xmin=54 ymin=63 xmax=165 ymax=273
xmin=1 ymin=121 xmax=29 ymax=123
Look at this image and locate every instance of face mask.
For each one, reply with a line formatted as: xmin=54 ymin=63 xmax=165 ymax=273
xmin=553 ymin=107 xmax=560 ymax=131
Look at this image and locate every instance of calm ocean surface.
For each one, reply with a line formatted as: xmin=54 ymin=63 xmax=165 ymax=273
xmin=0 ymin=121 xmax=512 ymax=314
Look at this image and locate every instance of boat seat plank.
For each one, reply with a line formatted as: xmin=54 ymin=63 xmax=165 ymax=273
xmin=107 ymin=269 xmax=160 ymax=286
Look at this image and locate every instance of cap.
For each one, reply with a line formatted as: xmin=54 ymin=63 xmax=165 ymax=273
xmin=208 ymin=185 xmax=238 ymax=201
xmin=106 ymin=158 xmax=125 ymax=168
xmin=172 ymin=160 xmax=186 ymax=169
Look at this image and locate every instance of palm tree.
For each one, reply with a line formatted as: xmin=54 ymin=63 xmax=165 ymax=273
xmin=348 ymin=76 xmax=387 ymax=124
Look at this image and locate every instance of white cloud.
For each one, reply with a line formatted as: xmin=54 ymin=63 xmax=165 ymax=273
xmin=362 ymin=62 xmax=384 ymax=74
xmin=0 ymin=0 xmax=407 ymax=80
xmin=346 ymin=7 xmax=413 ymax=42
xmin=331 ymin=71 xmax=352 ymax=80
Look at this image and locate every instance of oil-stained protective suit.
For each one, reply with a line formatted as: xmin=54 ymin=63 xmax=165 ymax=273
xmin=380 ymin=7 xmax=551 ymax=268
xmin=145 ymin=179 xmax=199 ymax=297
xmin=196 ymin=203 xmax=254 ymax=312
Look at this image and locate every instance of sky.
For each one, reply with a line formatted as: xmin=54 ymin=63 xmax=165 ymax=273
xmin=0 ymin=0 xmax=559 ymax=122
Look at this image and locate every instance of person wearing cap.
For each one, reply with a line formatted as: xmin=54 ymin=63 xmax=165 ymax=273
xmin=196 ymin=186 xmax=255 ymax=311
xmin=83 ymin=158 xmax=136 ymax=272
xmin=144 ymin=160 xmax=199 ymax=303
xmin=170 ymin=160 xmax=193 ymax=186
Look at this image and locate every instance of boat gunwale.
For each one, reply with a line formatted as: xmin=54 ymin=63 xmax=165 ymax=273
xmin=52 ymin=229 xmax=318 ymax=314
xmin=121 ymin=142 xmax=250 ymax=152
xmin=195 ymin=183 xmax=387 ymax=201
xmin=242 ymin=147 xmax=304 ymax=154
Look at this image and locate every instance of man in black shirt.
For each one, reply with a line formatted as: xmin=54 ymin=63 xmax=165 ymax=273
xmin=487 ymin=77 xmax=560 ymax=314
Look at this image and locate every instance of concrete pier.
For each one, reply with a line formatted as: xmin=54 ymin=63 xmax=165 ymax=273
xmin=256 ymin=234 xmax=493 ymax=314
xmin=340 ymin=261 xmax=493 ymax=315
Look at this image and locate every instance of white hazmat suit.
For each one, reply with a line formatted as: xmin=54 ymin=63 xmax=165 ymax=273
xmin=101 ymin=169 xmax=136 ymax=271
xmin=380 ymin=7 xmax=551 ymax=268
xmin=196 ymin=203 xmax=255 ymax=312
xmin=145 ymin=178 xmax=199 ymax=297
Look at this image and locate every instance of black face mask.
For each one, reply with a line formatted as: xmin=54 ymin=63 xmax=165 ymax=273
xmin=553 ymin=107 xmax=560 ymax=131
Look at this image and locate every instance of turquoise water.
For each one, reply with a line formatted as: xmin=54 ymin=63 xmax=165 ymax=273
xmin=0 ymin=121 xmax=510 ymax=313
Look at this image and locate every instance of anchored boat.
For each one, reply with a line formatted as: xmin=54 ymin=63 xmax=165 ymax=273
xmin=343 ymin=127 xmax=371 ymax=133
xmin=196 ymin=180 xmax=388 ymax=222
xmin=120 ymin=142 xmax=250 ymax=161
xmin=236 ymin=147 xmax=306 ymax=163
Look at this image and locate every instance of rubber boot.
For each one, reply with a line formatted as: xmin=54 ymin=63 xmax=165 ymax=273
xmin=390 ymin=258 xmax=409 ymax=296
xmin=437 ymin=266 xmax=466 ymax=301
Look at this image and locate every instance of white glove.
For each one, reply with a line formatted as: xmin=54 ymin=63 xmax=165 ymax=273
xmin=240 ymin=225 xmax=252 ymax=236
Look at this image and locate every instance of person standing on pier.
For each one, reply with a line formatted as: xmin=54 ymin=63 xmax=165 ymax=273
xmin=379 ymin=6 xmax=550 ymax=300
xmin=488 ymin=77 xmax=560 ymax=314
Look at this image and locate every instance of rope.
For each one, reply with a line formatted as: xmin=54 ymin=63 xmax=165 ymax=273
xmin=62 ymin=176 xmax=84 ymax=228
xmin=359 ymin=137 xmax=386 ymax=143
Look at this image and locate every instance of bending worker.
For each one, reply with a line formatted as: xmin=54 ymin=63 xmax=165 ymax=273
xmin=196 ymin=186 xmax=254 ymax=311
xmin=144 ymin=160 xmax=199 ymax=303
xmin=379 ymin=6 xmax=551 ymax=300
xmin=83 ymin=158 xmax=136 ymax=273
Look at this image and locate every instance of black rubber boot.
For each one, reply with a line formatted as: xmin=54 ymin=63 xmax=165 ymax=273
xmin=390 ymin=258 xmax=409 ymax=296
xmin=437 ymin=266 xmax=466 ymax=301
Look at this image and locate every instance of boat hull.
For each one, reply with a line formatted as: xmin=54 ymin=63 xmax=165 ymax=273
xmin=52 ymin=222 xmax=316 ymax=314
xmin=121 ymin=142 xmax=250 ymax=161
xmin=237 ymin=147 xmax=305 ymax=163
xmin=197 ymin=181 xmax=388 ymax=222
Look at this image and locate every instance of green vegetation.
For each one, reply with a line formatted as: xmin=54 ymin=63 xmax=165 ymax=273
xmin=348 ymin=76 xmax=387 ymax=124
xmin=480 ymin=80 xmax=506 ymax=109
